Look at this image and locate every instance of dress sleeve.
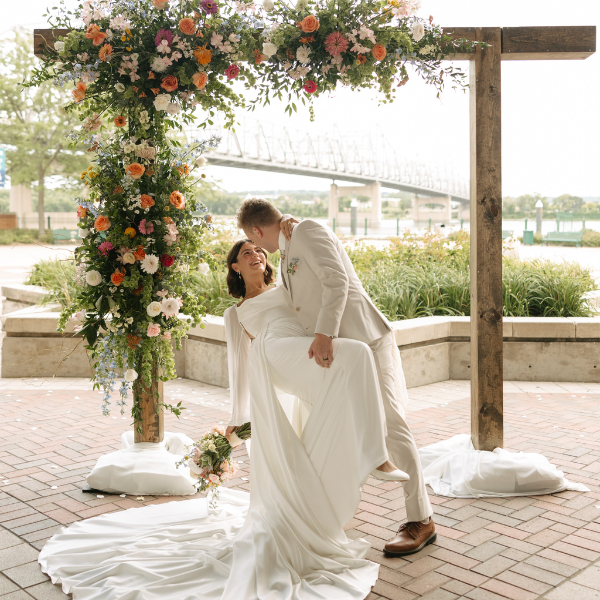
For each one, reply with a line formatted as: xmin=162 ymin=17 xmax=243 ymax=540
xmin=224 ymin=306 xmax=252 ymax=426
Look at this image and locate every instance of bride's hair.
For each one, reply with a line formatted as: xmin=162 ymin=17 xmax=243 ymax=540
xmin=226 ymin=238 xmax=275 ymax=299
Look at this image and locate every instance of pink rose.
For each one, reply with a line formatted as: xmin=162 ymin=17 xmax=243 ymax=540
xmin=162 ymin=331 xmax=172 ymax=340
xmin=147 ymin=323 xmax=161 ymax=337
xmin=209 ymin=474 xmax=220 ymax=484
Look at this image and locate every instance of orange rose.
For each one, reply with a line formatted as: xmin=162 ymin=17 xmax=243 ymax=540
xmin=192 ymin=71 xmax=208 ymax=89
xmin=253 ymin=48 xmax=266 ymax=64
xmin=371 ymin=44 xmax=387 ymax=61
xmin=111 ymin=268 xmax=126 ymax=286
xmin=169 ymin=191 xmax=185 ymax=209
xmin=94 ymin=215 xmax=111 ymax=231
xmin=98 ymin=43 xmax=113 ymax=60
xmin=148 ymin=71 xmax=156 ymax=79
xmin=299 ymin=15 xmax=320 ymax=33
xmin=194 ymin=45 xmax=212 ymax=65
xmin=85 ymin=24 xmax=107 ymax=46
xmin=77 ymin=206 xmax=87 ymax=219
xmin=153 ymin=0 xmax=169 ymax=8
xmin=160 ymin=74 xmax=178 ymax=92
xmin=114 ymin=116 xmax=127 ymax=127
xmin=356 ymin=54 xmax=367 ymax=64
xmin=72 ymin=81 xmax=86 ymax=102
xmin=179 ymin=17 xmax=197 ymax=36
xmin=125 ymin=163 xmax=145 ymax=179
xmin=124 ymin=227 xmax=136 ymax=238
xmin=133 ymin=245 xmax=146 ymax=261
xmin=140 ymin=194 xmax=155 ymax=209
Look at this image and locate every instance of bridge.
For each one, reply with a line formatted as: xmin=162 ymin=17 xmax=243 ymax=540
xmin=185 ymin=118 xmax=469 ymax=225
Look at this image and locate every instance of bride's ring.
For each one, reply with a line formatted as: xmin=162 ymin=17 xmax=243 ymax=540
xmin=323 ymin=357 xmax=329 ymax=361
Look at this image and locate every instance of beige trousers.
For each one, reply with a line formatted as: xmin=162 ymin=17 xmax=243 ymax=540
xmin=369 ymin=332 xmax=433 ymax=523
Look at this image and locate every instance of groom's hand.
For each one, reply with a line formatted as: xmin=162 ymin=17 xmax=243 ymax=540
xmin=309 ymin=334 xmax=334 ymax=368
xmin=280 ymin=214 xmax=300 ymax=241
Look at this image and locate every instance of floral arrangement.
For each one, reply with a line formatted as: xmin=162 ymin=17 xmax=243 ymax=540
xmin=177 ymin=422 xmax=251 ymax=507
xmin=27 ymin=0 xmax=477 ymax=426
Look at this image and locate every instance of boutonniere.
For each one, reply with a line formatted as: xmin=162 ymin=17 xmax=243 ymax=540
xmin=287 ymin=258 xmax=300 ymax=275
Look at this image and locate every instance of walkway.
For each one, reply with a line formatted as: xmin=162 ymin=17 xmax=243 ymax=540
xmin=0 ymin=377 xmax=599 ymax=599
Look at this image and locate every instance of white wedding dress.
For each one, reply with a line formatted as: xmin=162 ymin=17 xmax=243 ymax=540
xmin=39 ymin=285 xmax=391 ymax=600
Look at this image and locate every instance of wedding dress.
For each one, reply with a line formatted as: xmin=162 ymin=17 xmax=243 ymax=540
xmin=39 ymin=285 xmax=391 ymax=600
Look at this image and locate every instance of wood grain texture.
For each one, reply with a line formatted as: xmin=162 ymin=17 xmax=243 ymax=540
xmin=470 ymin=27 xmax=504 ymax=452
xmin=133 ymin=364 xmax=165 ymax=444
xmin=502 ymin=26 xmax=596 ymax=60
xmin=33 ymin=29 xmax=71 ymax=59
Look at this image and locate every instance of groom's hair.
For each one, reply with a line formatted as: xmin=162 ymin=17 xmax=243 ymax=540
xmin=237 ymin=198 xmax=282 ymax=231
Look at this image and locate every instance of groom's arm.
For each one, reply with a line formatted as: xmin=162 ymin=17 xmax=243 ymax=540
xmin=294 ymin=221 xmax=349 ymax=339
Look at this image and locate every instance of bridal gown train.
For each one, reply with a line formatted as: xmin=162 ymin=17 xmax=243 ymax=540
xmin=39 ymin=285 xmax=391 ymax=600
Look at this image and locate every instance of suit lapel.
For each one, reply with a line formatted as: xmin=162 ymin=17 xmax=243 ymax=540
xmin=284 ymin=234 xmax=293 ymax=296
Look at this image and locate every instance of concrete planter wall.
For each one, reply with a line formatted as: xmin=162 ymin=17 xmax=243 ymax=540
xmin=2 ymin=284 xmax=600 ymax=387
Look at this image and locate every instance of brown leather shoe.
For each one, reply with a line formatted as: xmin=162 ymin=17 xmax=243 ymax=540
xmin=384 ymin=519 xmax=436 ymax=556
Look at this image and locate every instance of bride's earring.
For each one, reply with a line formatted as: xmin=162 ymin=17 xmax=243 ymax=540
xmin=238 ymin=272 xmax=242 ymax=279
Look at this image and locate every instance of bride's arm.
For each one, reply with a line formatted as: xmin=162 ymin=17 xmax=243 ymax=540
xmin=224 ymin=307 xmax=252 ymax=427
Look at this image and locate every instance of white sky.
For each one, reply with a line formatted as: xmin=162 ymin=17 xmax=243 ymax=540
xmin=3 ymin=0 xmax=599 ymax=197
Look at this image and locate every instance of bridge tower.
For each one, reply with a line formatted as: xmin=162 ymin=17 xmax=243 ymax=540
xmin=329 ymin=182 xmax=381 ymax=228
xmin=412 ymin=195 xmax=452 ymax=227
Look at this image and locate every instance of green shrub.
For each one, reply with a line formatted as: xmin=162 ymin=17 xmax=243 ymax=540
xmin=0 ymin=229 xmax=53 ymax=245
xmin=583 ymin=230 xmax=600 ymax=247
xmin=27 ymin=228 xmax=596 ymax=320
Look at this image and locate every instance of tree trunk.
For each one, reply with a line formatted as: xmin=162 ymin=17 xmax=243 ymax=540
xmin=38 ymin=168 xmax=45 ymax=235
xmin=133 ymin=359 xmax=165 ymax=444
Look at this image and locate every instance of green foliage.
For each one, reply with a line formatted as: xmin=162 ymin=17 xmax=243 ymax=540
xmin=0 ymin=30 xmax=89 ymax=233
xmin=551 ymin=194 xmax=584 ymax=213
xmin=0 ymin=229 xmax=53 ymax=245
xmin=26 ymin=258 xmax=78 ymax=307
xmin=583 ymin=230 xmax=600 ymax=247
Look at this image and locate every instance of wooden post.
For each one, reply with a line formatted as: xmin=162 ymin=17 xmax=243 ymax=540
xmin=133 ymin=361 xmax=164 ymax=443
xmin=470 ymin=28 xmax=503 ymax=451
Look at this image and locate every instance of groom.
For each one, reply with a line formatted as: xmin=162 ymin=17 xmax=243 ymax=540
xmin=237 ymin=198 xmax=435 ymax=557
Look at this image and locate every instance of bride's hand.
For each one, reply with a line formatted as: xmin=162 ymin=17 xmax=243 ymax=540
xmin=280 ymin=214 xmax=300 ymax=241
xmin=225 ymin=425 xmax=238 ymax=440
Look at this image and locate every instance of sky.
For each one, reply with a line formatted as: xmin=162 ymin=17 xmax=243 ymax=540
xmin=2 ymin=0 xmax=599 ymax=197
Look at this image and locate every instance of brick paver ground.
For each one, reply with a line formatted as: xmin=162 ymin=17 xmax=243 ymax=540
xmin=0 ymin=376 xmax=599 ymax=600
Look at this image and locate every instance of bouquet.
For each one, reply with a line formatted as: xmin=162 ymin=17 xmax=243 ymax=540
xmin=178 ymin=422 xmax=251 ymax=507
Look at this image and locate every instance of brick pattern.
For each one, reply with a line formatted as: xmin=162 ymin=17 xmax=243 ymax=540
xmin=0 ymin=378 xmax=599 ymax=599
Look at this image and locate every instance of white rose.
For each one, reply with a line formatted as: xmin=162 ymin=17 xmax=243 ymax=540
xmin=54 ymin=41 xmax=65 ymax=53
xmin=195 ymin=155 xmax=207 ymax=168
xmin=78 ymin=228 xmax=90 ymax=238
xmin=146 ymin=301 xmax=162 ymax=317
xmin=411 ymin=22 xmax=425 ymax=42
xmin=85 ymin=270 xmax=102 ymax=286
xmin=115 ymin=82 xmax=126 ymax=92
xmin=262 ymin=42 xmax=278 ymax=57
xmin=208 ymin=443 xmax=216 ymax=452
xmin=166 ymin=102 xmax=181 ymax=115
xmin=198 ymin=262 xmax=210 ymax=275
xmin=122 ymin=252 xmax=135 ymax=264
xmin=295 ymin=0 xmax=308 ymax=10
xmin=262 ymin=0 xmax=274 ymax=10
xmin=296 ymin=45 xmax=311 ymax=65
xmin=153 ymin=93 xmax=171 ymax=111
xmin=124 ymin=368 xmax=138 ymax=381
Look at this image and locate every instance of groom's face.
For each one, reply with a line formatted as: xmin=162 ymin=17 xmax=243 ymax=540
xmin=244 ymin=225 xmax=278 ymax=254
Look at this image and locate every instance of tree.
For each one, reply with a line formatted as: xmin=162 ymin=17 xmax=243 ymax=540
xmin=551 ymin=194 xmax=584 ymax=213
xmin=0 ymin=30 xmax=88 ymax=234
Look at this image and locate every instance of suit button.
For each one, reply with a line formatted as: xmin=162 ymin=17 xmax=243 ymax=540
xmin=296 ymin=307 xmax=300 ymax=312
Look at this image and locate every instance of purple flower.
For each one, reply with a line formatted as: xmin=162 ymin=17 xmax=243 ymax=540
xmin=200 ymin=0 xmax=219 ymax=15
xmin=155 ymin=29 xmax=174 ymax=47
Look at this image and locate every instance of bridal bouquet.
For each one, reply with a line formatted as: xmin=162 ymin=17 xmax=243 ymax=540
xmin=178 ymin=422 xmax=251 ymax=507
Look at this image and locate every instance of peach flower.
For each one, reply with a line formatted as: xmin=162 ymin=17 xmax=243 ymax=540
xmin=160 ymin=75 xmax=178 ymax=92
xmin=371 ymin=44 xmax=387 ymax=61
xmin=169 ymin=191 xmax=185 ymax=209
xmin=299 ymin=15 xmax=320 ymax=33
xmin=111 ymin=268 xmax=126 ymax=286
xmin=356 ymin=54 xmax=367 ymax=64
xmin=85 ymin=24 xmax=107 ymax=46
xmin=125 ymin=163 xmax=145 ymax=179
xmin=77 ymin=206 xmax=87 ymax=219
xmin=94 ymin=215 xmax=111 ymax=231
xmin=179 ymin=18 xmax=197 ymax=36
xmin=194 ymin=45 xmax=212 ymax=65
xmin=124 ymin=227 xmax=136 ymax=238
xmin=114 ymin=116 xmax=127 ymax=127
xmin=253 ymin=49 xmax=266 ymax=64
xmin=147 ymin=323 xmax=161 ymax=337
xmin=133 ymin=245 xmax=146 ymax=261
xmin=192 ymin=71 xmax=208 ymax=89
xmin=113 ymin=185 xmax=124 ymax=194
xmin=98 ymin=43 xmax=113 ymax=61
xmin=140 ymin=194 xmax=155 ymax=209
xmin=72 ymin=81 xmax=87 ymax=102
xmin=153 ymin=0 xmax=169 ymax=8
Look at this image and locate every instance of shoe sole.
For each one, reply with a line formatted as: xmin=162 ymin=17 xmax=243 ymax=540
xmin=383 ymin=532 xmax=437 ymax=557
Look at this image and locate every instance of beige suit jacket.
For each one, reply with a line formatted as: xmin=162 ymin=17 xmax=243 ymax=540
xmin=279 ymin=220 xmax=390 ymax=345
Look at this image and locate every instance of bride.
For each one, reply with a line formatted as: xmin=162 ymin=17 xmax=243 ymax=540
xmin=38 ymin=239 xmax=407 ymax=600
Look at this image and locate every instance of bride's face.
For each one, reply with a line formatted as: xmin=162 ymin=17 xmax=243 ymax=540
xmin=234 ymin=242 xmax=267 ymax=279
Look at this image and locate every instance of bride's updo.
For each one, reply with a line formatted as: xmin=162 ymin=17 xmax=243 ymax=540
xmin=226 ymin=238 xmax=275 ymax=298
